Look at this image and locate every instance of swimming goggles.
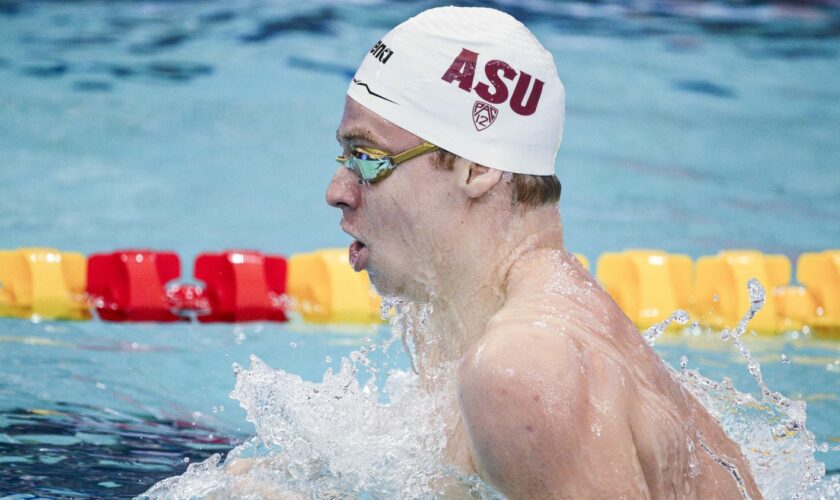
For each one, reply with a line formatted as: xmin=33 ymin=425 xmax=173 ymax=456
xmin=336 ymin=141 xmax=439 ymax=184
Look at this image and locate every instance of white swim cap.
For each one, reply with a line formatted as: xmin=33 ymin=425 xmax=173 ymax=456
xmin=347 ymin=6 xmax=564 ymax=176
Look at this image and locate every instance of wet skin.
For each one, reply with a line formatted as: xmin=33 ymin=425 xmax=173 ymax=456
xmin=457 ymin=241 xmax=763 ymax=499
xmin=327 ymin=96 xmax=762 ymax=499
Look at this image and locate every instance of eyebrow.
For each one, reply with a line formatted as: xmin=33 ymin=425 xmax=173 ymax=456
xmin=336 ymin=127 xmax=385 ymax=148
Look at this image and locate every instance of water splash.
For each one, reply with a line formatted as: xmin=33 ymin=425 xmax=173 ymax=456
xmin=672 ymin=279 xmax=838 ymax=499
xmin=643 ymin=308 xmax=690 ymax=347
xmin=144 ymin=279 xmax=839 ymax=498
xmin=142 ymin=300 xmax=501 ymax=499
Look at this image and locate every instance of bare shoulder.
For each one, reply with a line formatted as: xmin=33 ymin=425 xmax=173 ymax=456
xmin=457 ymin=323 xmax=587 ymax=455
xmin=458 ymin=322 xmax=587 ymax=417
xmin=457 ymin=322 xmax=650 ymax=498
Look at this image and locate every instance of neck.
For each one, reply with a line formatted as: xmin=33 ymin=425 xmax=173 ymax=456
xmin=402 ymin=205 xmax=565 ymax=387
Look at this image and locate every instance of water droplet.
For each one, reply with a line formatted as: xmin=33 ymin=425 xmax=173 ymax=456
xmin=183 ymin=457 xmax=190 ymax=463
xmin=231 ymin=362 xmax=242 ymax=375
xmin=781 ymin=354 xmax=790 ymax=364
xmin=324 ymin=355 xmax=332 ymax=363
xmin=289 ymin=341 xmax=297 ymax=348
xmin=712 ymin=294 xmax=719 ymax=302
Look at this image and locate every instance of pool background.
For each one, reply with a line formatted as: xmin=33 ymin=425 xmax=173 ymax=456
xmin=1 ymin=0 xmax=839 ymax=497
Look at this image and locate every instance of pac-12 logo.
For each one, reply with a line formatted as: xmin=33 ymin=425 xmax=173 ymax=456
xmin=472 ymin=101 xmax=498 ymax=131
xmin=441 ymin=48 xmax=545 ymax=119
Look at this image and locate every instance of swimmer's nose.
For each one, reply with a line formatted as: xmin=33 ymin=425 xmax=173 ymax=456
xmin=326 ymin=166 xmax=360 ymax=211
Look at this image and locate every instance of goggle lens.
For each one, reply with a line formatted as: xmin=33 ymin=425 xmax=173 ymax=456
xmin=337 ymin=147 xmax=394 ymax=184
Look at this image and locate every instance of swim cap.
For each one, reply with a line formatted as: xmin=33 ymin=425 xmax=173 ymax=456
xmin=347 ymin=7 xmax=564 ymax=176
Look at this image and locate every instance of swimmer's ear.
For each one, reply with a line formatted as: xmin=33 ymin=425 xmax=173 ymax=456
xmin=454 ymin=158 xmax=503 ymax=199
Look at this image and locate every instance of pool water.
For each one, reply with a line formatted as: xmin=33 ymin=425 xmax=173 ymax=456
xmin=1 ymin=0 xmax=839 ymax=498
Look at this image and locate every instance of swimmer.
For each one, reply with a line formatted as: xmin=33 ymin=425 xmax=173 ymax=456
xmin=325 ymin=7 xmax=762 ymax=499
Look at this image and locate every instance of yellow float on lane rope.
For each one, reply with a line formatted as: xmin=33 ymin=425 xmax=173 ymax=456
xmin=286 ymin=249 xmax=382 ymax=324
xmin=775 ymin=285 xmax=819 ymax=332
xmin=693 ymin=250 xmax=790 ymax=333
xmin=795 ymin=250 xmax=840 ymax=331
xmin=596 ymin=249 xmax=692 ymax=330
xmin=0 ymin=248 xmax=90 ymax=320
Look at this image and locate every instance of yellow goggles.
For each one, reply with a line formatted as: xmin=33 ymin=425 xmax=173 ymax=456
xmin=336 ymin=142 xmax=439 ymax=184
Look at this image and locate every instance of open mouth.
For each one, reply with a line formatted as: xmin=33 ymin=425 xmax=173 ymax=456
xmin=348 ymin=239 xmax=369 ymax=272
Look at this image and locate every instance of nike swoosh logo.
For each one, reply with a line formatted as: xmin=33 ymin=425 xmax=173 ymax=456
xmin=352 ymin=79 xmax=398 ymax=104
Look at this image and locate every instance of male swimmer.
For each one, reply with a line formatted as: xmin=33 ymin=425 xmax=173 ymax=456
xmin=326 ymin=7 xmax=762 ymax=499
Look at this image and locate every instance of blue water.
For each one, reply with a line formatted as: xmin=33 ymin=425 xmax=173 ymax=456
xmin=1 ymin=0 xmax=839 ymax=497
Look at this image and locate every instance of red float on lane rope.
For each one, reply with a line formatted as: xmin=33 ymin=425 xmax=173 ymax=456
xmin=194 ymin=250 xmax=287 ymax=323
xmin=87 ymin=250 xmax=183 ymax=322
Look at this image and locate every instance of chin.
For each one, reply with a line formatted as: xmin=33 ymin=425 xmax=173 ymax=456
xmin=367 ymin=269 xmax=400 ymax=298
xmin=368 ymin=266 xmax=425 ymax=302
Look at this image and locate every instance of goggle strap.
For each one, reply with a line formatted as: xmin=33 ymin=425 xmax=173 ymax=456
xmin=390 ymin=142 xmax=439 ymax=166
